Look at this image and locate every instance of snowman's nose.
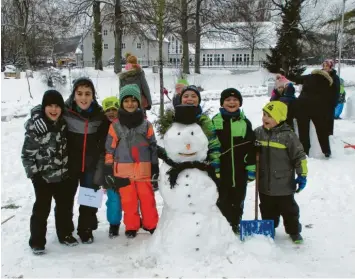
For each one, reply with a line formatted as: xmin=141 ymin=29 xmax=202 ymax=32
xmin=186 ymin=144 xmax=191 ymax=150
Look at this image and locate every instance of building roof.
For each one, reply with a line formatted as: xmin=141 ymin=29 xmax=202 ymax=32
xmin=53 ymin=36 xmax=82 ymax=55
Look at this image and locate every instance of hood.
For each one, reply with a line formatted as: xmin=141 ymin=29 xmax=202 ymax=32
xmin=119 ymin=68 xmax=144 ymax=80
xmin=311 ymin=69 xmax=333 ymax=86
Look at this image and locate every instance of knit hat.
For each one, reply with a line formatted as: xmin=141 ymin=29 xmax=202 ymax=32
xmin=322 ymin=59 xmax=334 ymax=69
xmin=263 ymin=101 xmax=288 ymax=124
xmin=102 ymin=96 xmax=119 ymax=112
xmin=275 ymin=75 xmax=291 ymax=89
xmin=176 ymin=79 xmax=189 ymax=86
xmin=220 ymin=88 xmax=243 ymax=106
xmin=42 ymin=90 xmax=65 ymax=111
xmin=119 ymin=84 xmax=141 ymax=106
xmin=180 ymin=85 xmax=201 ymax=104
xmin=72 ymin=77 xmax=96 ymax=99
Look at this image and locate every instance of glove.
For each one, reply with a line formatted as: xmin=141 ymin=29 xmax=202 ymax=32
xmin=93 ymin=184 xmax=101 ymax=193
xmin=151 ymin=164 xmax=159 ymax=181
xmin=115 ymin=177 xmax=131 ymax=189
xmin=295 ymin=175 xmax=307 ymax=193
xmin=31 ymin=173 xmax=44 ymax=185
xmin=33 ymin=117 xmax=48 ymax=136
xmin=247 ymin=170 xmax=256 ymax=182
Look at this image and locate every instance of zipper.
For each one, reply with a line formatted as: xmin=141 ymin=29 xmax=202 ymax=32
xmin=82 ymin=120 xmax=88 ymax=172
xmin=267 ymin=131 xmax=271 ymax=193
xmin=230 ymin=118 xmax=236 ymax=187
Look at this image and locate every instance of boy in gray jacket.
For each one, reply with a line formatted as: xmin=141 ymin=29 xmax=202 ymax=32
xmin=254 ymin=101 xmax=308 ymax=244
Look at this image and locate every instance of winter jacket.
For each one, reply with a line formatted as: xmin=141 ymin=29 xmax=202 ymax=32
xmin=328 ymin=69 xmax=340 ymax=107
xmin=21 ymin=113 xmax=69 ymax=183
xmin=254 ymin=123 xmax=308 ymax=196
xmin=198 ymin=113 xmax=221 ymax=176
xmin=172 ymin=94 xmax=181 ymax=108
xmin=105 ymin=117 xmax=158 ymax=180
xmin=212 ymin=109 xmax=256 ymax=188
xmin=270 ymin=83 xmax=296 ymax=105
xmin=338 ymin=78 xmax=346 ymax=104
xmin=119 ymin=68 xmax=152 ymax=109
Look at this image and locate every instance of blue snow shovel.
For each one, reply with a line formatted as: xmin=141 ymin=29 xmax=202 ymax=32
xmin=240 ymin=144 xmax=275 ymax=241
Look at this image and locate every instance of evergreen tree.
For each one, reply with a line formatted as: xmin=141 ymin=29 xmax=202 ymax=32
xmin=264 ymin=1 xmax=305 ymax=79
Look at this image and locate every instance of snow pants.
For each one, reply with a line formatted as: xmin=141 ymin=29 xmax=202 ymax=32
xmin=29 ymin=177 xmax=73 ymax=248
xmin=259 ymin=193 xmax=301 ymax=235
xmin=119 ymin=180 xmax=158 ymax=231
xmin=296 ymin=108 xmax=331 ymax=156
xmin=217 ymin=183 xmax=247 ymax=228
xmin=334 ymin=103 xmax=344 ymax=119
xmin=106 ymin=189 xmax=122 ymax=225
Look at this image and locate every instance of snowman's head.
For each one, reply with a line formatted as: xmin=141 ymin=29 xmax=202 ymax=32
xmin=164 ymin=122 xmax=208 ymax=162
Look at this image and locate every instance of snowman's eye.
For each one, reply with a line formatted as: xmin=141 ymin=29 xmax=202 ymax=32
xmin=191 ymin=131 xmax=194 ymax=135
xmin=177 ymin=132 xmax=181 ymax=135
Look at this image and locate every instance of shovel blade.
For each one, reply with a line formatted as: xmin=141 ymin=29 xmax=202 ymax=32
xmin=240 ymin=220 xmax=275 ymax=241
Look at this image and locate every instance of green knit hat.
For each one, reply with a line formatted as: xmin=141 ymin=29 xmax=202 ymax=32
xmin=176 ymin=79 xmax=189 ymax=86
xmin=119 ymin=84 xmax=141 ymax=106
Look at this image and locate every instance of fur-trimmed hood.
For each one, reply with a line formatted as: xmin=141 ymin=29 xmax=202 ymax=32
xmin=311 ymin=69 xmax=333 ymax=86
xmin=119 ymin=67 xmax=144 ymax=80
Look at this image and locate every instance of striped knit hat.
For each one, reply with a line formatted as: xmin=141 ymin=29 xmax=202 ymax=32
xmin=119 ymin=84 xmax=141 ymax=106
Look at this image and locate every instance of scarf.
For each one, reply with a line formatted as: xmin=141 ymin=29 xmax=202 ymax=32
xmin=118 ymin=108 xmax=144 ymax=129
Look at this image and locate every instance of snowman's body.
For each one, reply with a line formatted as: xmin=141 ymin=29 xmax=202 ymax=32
xmin=148 ymin=120 xmax=237 ymax=259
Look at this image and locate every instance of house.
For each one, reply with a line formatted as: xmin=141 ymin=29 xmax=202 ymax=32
xmin=53 ymin=36 xmax=82 ymax=66
xmin=81 ymin=24 xmax=169 ymax=67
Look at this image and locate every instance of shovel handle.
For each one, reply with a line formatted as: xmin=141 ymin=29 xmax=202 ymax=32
xmin=255 ymin=141 xmax=262 ymax=220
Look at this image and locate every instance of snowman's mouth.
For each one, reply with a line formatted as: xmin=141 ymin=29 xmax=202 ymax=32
xmin=179 ymin=152 xmax=197 ymax=157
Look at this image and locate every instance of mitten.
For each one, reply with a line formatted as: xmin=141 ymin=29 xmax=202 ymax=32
xmin=295 ymin=175 xmax=307 ymax=193
xmin=115 ymin=177 xmax=131 ymax=189
xmin=31 ymin=173 xmax=44 ymax=185
xmin=247 ymin=170 xmax=256 ymax=182
xmin=151 ymin=164 xmax=160 ymax=181
xmin=33 ymin=117 xmax=48 ymax=136
xmin=103 ymin=165 xmax=115 ymax=189
xmin=92 ymin=184 xmax=101 ymax=192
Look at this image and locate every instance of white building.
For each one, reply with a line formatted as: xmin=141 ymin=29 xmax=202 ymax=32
xmin=81 ymin=24 xmax=169 ymax=67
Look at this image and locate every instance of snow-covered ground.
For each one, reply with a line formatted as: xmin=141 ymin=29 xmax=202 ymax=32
xmin=1 ymin=66 xmax=355 ymax=277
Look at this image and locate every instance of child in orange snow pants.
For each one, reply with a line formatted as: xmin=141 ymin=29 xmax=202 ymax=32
xmin=104 ymin=84 xmax=159 ymax=238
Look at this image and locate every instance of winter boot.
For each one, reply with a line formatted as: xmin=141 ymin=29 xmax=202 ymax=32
xmin=78 ymin=229 xmax=94 ymax=244
xmin=59 ymin=235 xmax=79 ymax=247
xmin=31 ymin=246 xmax=45 ymax=255
xmin=290 ymin=233 xmax=303 ymax=244
xmin=232 ymin=224 xmax=240 ymax=235
xmin=125 ymin=230 xmax=137 ymax=238
xmin=109 ymin=224 xmax=120 ymax=239
xmin=143 ymin=227 xmax=156 ymax=234
xmin=152 ymin=181 xmax=159 ymax=192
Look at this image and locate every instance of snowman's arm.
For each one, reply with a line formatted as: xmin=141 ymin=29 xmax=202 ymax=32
xmin=146 ymin=122 xmax=158 ymax=165
xmin=105 ymin=124 xmax=119 ymax=165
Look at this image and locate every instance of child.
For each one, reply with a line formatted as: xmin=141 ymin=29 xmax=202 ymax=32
xmin=22 ymin=90 xmax=77 ymax=255
xmin=172 ymin=78 xmax=189 ymax=107
xmin=212 ymin=88 xmax=256 ymax=234
xmin=104 ymin=84 xmax=159 ymax=238
xmin=101 ymin=96 xmax=122 ymax=238
xmin=180 ymin=85 xmax=221 ymax=177
xmin=29 ymin=78 xmax=109 ymax=244
xmin=254 ymin=101 xmax=308 ymax=244
xmin=334 ymin=78 xmax=346 ymax=119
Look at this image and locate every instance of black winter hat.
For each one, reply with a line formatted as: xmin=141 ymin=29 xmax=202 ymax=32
xmin=180 ymin=85 xmax=201 ymax=104
xmin=174 ymin=105 xmax=198 ymax=125
xmin=72 ymin=77 xmax=96 ymax=99
xmin=220 ymin=88 xmax=243 ymax=106
xmin=42 ymin=90 xmax=65 ymax=110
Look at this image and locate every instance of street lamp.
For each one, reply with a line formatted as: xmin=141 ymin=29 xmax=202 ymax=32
xmin=338 ymin=0 xmax=346 ymax=77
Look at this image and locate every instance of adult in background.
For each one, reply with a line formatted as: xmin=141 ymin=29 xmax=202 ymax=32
xmin=294 ymin=69 xmax=333 ymax=158
xmin=322 ymin=59 xmax=340 ymax=135
xmin=172 ymin=78 xmax=189 ymax=107
xmin=119 ymin=53 xmax=152 ymax=112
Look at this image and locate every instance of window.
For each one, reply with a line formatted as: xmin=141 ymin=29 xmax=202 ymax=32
xmin=179 ymin=45 xmax=182 ymax=54
xmin=175 ymin=41 xmax=178 ymax=54
xmin=203 ymin=54 xmax=206 ymax=66
xmin=92 ymin=43 xmax=95 ymax=50
xmin=137 ymin=43 xmax=141 ymax=49
xmin=92 ymin=57 xmax=95 ymax=64
xmin=232 ymin=54 xmax=235 ymax=65
xmin=122 ymin=43 xmax=126 ymax=49
xmin=222 ymin=54 xmax=225 ymax=65
xmin=103 ymin=30 xmax=108 ymax=36
xmin=104 ymin=44 xmax=108 ymax=49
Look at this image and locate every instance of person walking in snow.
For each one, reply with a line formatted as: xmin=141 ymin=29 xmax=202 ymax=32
xmin=104 ymin=84 xmax=159 ymax=239
xmin=334 ymin=78 xmax=346 ymax=119
xmin=29 ymin=78 xmax=109 ymax=244
xmin=101 ymin=96 xmax=122 ymax=238
xmin=271 ymin=74 xmax=297 ymax=129
xmin=119 ymin=53 xmax=152 ymax=112
xmin=255 ymin=101 xmax=308 ymax=244
xmin=172 ymin=78 xmax=189 ymax=107
xmin=212 ymin=88 xmax=256 ymax=235
xmin=322 ymin=60 xmax=340 ymax=135
xmin=22 ymin=90 xmax=76 ymax=255
xmin=294 ymin=69 xmax=333 ymax=158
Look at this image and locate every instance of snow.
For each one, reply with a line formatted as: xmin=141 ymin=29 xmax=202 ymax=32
xmin=1 ymin=65 xmax=355 ymax=277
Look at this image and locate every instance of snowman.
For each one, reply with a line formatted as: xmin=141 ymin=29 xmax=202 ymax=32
xmin=147 ymin=105 xmax=238 ymax=262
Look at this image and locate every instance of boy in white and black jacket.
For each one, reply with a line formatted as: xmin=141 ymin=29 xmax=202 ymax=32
xmin=22 ymin=90 xmax=78 ymax=255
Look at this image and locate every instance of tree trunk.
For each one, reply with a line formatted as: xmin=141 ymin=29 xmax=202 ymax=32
xmin=93 ymin=1 xmax=103 ymax=70
xmin=181 ymin=0 xmax=190 ymax=74
xmin=114 ymin=0 xmax=123 ymax=73
xmin=251 ymin=45 xmax=255 ymax=65
xmin=158 ymin=0 xmax=166 ymax=117
xmin=194 ymin=0 xmax=201 ymax=74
